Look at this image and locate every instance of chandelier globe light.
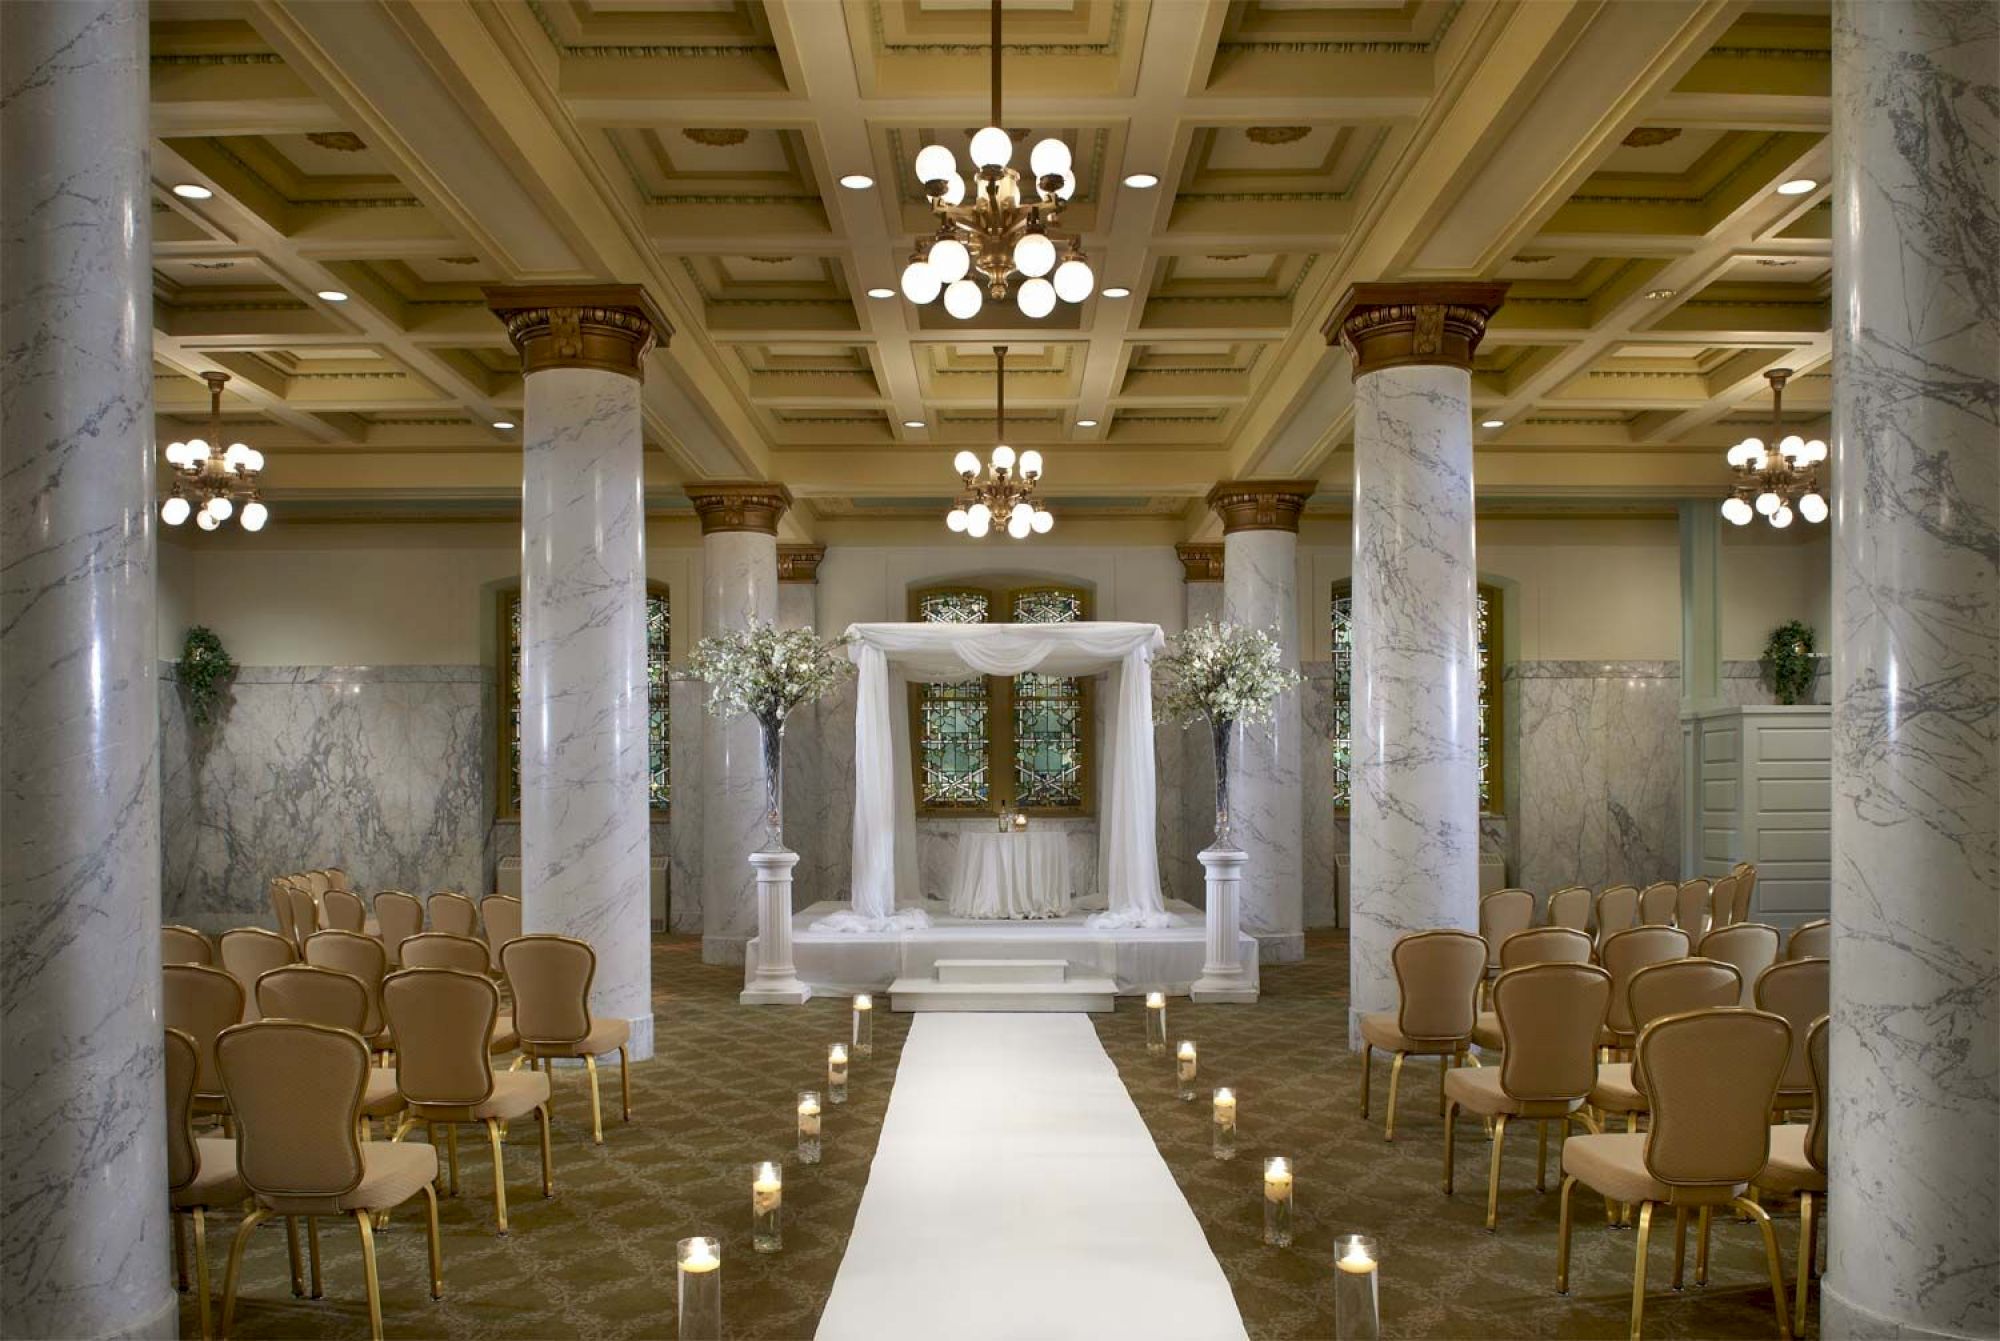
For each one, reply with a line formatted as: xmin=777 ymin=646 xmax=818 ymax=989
xmin=901 ymin=0 xmax=1093 ymax=320
xmin=1720 ymin=367 xmax=1826 ymax=529
xmin=946 ymin=346 xmax=1052 ymax=539
xmin=161 ymin=370 xmax=270 ymax=532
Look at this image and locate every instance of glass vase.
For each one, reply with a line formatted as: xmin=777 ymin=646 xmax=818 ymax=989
xmin=796 ymin=1091 xmax=821 ymax=1165
xmin=1333 ymin=1234 xmax=1381 ymax=1340
xmin=1145 ymin=992 xmax=1168 ymax=1056
xmin=676 ymin=1237 xmax=722 ymax=1339
xmin=1212 ymin=717 xmax=1236 ymax=849
xmin=759 ymin=714 xmax=785 ymax=851
xmin=1264 ymin=1156 xmax=1294 ymax=1247
xmin=751 ymin=1161 xmax=782 ymax=1253
xmin=1212 ymin=1088 xmax=1237 ymax=1160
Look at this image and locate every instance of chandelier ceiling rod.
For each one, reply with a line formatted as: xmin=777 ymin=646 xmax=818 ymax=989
xmin=945 ymin=344 xmax=1052 ymax=539
xmin=995 ymin=344 xmax=1006 ymax=441
xmin=990 ymin=0 xmax=1003 ymax=130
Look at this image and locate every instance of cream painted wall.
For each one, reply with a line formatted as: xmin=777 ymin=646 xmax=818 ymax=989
xmin=817 ymin=545 xmax=1187 ymax=632
xmin=158 ymin=539 xmax=194 ymax=661
xmin=1720 ymin=525 xmax=1831 ymax=660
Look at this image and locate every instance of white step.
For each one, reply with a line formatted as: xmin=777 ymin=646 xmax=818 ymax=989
xmin=932 ymin=958 xmax=1070 ymax=985
xmin=887 ymin=975 xmax=1117 ymax=1014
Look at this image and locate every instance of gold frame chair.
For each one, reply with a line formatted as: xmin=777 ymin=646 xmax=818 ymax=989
xmin=164 ymin=925 xmax=214 ymax=966
xmin=166 ymin=1027 xmax=248 ymax=1340
xmin=501 ymin=934 xmax=634 ymax=1144
xmin=1592 ymin=886 xmax=1640 ymax=956
xmin=218 ymin=928 xmax=296 ymax=1023
xmin=1546 ymin=885 xmax=1592 ymax=932
xmin=1756 ymin=1015 xmax=1829 ymax=1333
xmin=1698 ymin=922 xmax=1782 ymax=1007
xmin=1636 ymin=882 xmax=1678 ymax=926
xmin=427 ymin=891 xmax=479 ymax=939
xmin=1357 ymin=929 xmax=1486 ymax=1142
xmin=1672 ymin=877 xmax=1711 ymax=937
xmin=1785 ymin=918 xmax=1830 ymax=960
xmin=372 ymin=890 xmax=424 ymax=966
xmin=1471 ymin=926 xmax=1593 ymax=1052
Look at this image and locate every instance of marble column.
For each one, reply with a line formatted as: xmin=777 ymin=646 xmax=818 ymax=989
xmin=1328 ymin=283 xmax=1507 ymax=1043
xmin=487 ymin=286 xmax=669 ymax=1062
xmin=1 ymin=3 xmax=174 ymax=1335
xmin=777 ymin=544 xmax=826 ymax=909
xmin=1174 ymin=543 xmax=1225 ymax=905
xmin=1824 ymin=5 xmax=1998 ymax=1337
xmin=1205 ymin=483 xmax=1313 ymax=963
xmin=686 ymin=483 xmax=790 ymax=964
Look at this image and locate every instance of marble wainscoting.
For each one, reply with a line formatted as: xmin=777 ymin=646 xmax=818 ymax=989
xmin=1300 ymin=665 xmax=1343 ymax=928
xmin=161 ymin=665 xmax=491 ymax=933
xmin=1505 ymin=661 xmax=1682 ymax=895
xmin=1720 ymin=655 xmax=1831 ymax=707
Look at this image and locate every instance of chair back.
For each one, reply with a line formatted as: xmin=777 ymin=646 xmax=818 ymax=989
xmin=1498 ymin=925 xmax=1593 ymax=969
xmin=399 ymin=931 xmax=491 ymax=975
xmin=269 ymin=879 xmax=297 ymax=945
xmin=1546 ymin=885 xmax=1591 ymax=931
xmin=162 ymin=925 xmax=213 ymax=965
xmin=286 ymin=884 xmax=320 ymax=951
xmin=1592 ymin=885 xmax=1639 ymax=951
xmin=1674 ymin=877 xmax=1711 ymax=935
xmin=428 ymin=891 xmax=479 ymax=938
xmin=1639 ymin=1008 xmax=1790 ymax=1190
xmin=1787 ymin=918 xmax=1830 ymax=960
xmin=1625 ymin=957 xmax=1742 ymax=1095
xmin=501 ymin=934 xmax=597 ymax=1046
xmin=1753 ymin=956 xmax=1829 ymax=1097
xmin=383 ymin=968 xmax=499 ymax=1109
xmin=1478 ymin=890 xmax=1536 ymax=969
xmin=1637 ymin=881 xmax=1678 ymax=926
xmin=1600 ymin=925 xmax=1690 ymax=1034
xmin=217 ymin=1020 xmax=367 ymax=1205
xmin=321 ymin=888 xmax=366 ymax=933
xmin=1493 ymin=962 xmax=1611 ymax=1101
xmin=373 ymin=891 xmax=424 ymax=964
xmin=1707 ymin=873 xmax=1740 ymax=930
xmin=256 ymin=964 xmax=370 ymax=1033
xmin=163 ymin=964 xmax=246 ymax=1100
xmin=1731 ymin=863 xmax=1757 ymax=923
xmin=480 ymin=895 xmax=523 ymax=955
xmin=1389 ymin=929 xmax=1486 ymax=1043
xmin=218 ymin=927 xmax=297 ymax=1021
xmin=164 ymin=1027 xmax=200 ymax=1193
xmin=303 ymin=930 xmax=388 ymax=1035
xmin=324 ymin=867 xmax=350 ymax=892
xmin=1698 ymin=922 xmax=1781 ymax=1006
xmin=1806 ymin=1016 xmax=1829 ymax=1173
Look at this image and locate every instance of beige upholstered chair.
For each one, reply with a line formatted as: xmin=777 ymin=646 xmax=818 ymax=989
xmin=1592 ymin=886 xmax=1640 ymax=955
xmin=321 ymin=888 xmax=366 ymax=934
xmin=285 ymin=884 xmax=320 ymax=953
xmin=1478 ymin=890 xmax=1536 ymax=1005
xmin=1444 ymin=962 xmax=1610 ymax=1229
xmin=216 ymin=1021 xmax=441 ymax=1340
xmin=255 ymin=965 xmax=405 ymax=1135
xmin=1471 ymin=926 xmax=1594 ymax=1051
xmin=1637 ymin=882 xmax=1678 ymax=926
xmin=164 ymin=925 xmax=214 ymax=966
xmin=218 ymin=928 xmax=296 ymax=1023
xmin=480 ymin=895 xmax=523 ymax=959
xmin=1786 ymin=918 xmax=1831 ymax=961
xmin=501 ymin=935 xmax=635 ymax=1144
xmin=399 ymin=934 xmax=517 ymax=1054
xmin=372 ymin=891 xmax=424 ymax=966
xmin=1757 ymin=1015 xmax=1829 ymax=1333
xmin=1706 ymin=873 xmax=1741 ymax=931
xmin=303 ymin=930 xmax=392 ymax=1056
xmin=1754 ymin=957 xmax=1829 ymax=1116
xmin=1556 ymin=1009 xmax=1794 ymax=1340
xmin=1355 ymin=929 xmax=1486 ymax=1142
xmin=1732 ymin=862 xmax=1758 ymax=923
xmin=1546 ymin=886 xmax=1592 ymax=932
xmin=324 ymin=867 xmax=350 ymax=893
xmin=269 ymin=880 xmax=298 ymax=948
xmin=304 ymin=869 xmax=333 ymax=902
xmin=427 ymin=891 xmax=479 ymax=939
xmin=166 ymin=1028 xmax=248 ymax=1340
xmin=1673 ymin=877 xmax=1711 ymax=937
xmin=1587 ymin=957 xmax=1742 ymax=1135
xmin=1598 ymin=926 xmax=1691 ymax=1056
xmin=383 ymin=967 xmax=553 ymax=1233
xmin=165 ymin=964 xmax=247 ymax=1121
xmin=1699 ymin=923 xmax=1782 ymax=1007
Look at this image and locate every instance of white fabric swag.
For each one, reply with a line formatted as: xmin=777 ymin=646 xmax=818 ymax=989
xmin=820 ymin=621 xmax=1172 ymax=933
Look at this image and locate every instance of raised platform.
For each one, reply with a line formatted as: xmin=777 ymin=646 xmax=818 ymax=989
xmin=746 ymin=898 xmax=1258 ymax=999
xmin=890 ymin=958 xmax=1117 ymax=1012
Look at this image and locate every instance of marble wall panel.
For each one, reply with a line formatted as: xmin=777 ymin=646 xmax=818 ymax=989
xmin=1720 ymin=655 xmax=1831 ymax=706
xmin=666 ymin=679 xmax=706 ymax=932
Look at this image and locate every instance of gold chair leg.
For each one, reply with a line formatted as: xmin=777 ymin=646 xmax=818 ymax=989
xmin=191 ymin=1209 xmax=213 ymax=1341
xmin=1629 ymin=1200 xmax=1655 ymax=1341
xmin=354 ymin=1210 xmax=384 ymax=1341
xmin=1384 ymin=1052 xmax=1406 ymax=1142
xmin=538 ymin=1104 xmax=554 ymax=1197
xmin=174 ymin=1210 xmax=190 ymax=1292
xmin=1442 ymin=1099 xmax=1457 ymax=1194
xmin=1485 ymin=1113 xmax=1509 ymax=1231
xmin=421 ymin=1184 xmax=444 ymax=1300
xmin=445 ymin=1122 xmax=460 ymax=1196
xmin=1439 ymin=1051 xmax=1451 ymax=1116
xmin=585 ymin=1054 xmax=605 ymax=1144
xmin=1556 ymin=1175 xmax=1577 ymax=1294
xmin=619 ymin=1045 xmax=631 ymax=1122
xmin=1671 ymin=1205 xmax=1689 ymax=1290
xmin=218 ymin=1207 xmax=270 ymax=1341
xmin=485 ymin=1118 xmax=510 ymax=1235
xmin=284 ymin=1217 xmax=303 ymax=1298
xmin=1735 ymin=1194 xmax=1794 ymax=1340
xmin=306 ymin=1215 xmax=322 ymax=1299
xmin=1359 ymin=1043 xmax=1372 ymax=1117
xmin=1537 ymin=1121 xmax=1549 ymax=1193
xmin=1695 ymin=1206 xmax=1712 ymax=1286
xmin=1795 ymin=1191 xmax=1817 ymax=1335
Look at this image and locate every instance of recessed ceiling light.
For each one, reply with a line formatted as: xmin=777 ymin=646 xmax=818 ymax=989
xmin=1076 ymin=419 xmax=1098 ymax=428
xmin=492 ymin=420 xmax=515 ymax=430
xmin=866 ymin=287 xmax=895 ymax=299
xmin=316 ymin=289 xmax=349 ymax=302
xmin=171 ymin=183 xmax=213 ymax=200
xmin=1122 ymin=173 xmax=1160 ymax=189
xmin=840 ymin=174 xmax=875 ymax=190
xmin=1644 ymin=287 xmax=1677 ymax=300
xmin=1480 ymin=419 xmax=1505 ymax=429
xmin=1776 ymin=177 xmax=1817 ymax=196
xmin=903 ymin=420 xmax=926 ymax=429
xmin=1101 ymin=286 xmax=1132 ymax=299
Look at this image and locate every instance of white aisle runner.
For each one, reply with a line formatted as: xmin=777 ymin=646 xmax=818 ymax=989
xmin=815 ymin=1013 xmax=1248 ymax=1341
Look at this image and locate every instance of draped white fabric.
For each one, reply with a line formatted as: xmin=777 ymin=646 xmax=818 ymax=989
xmin=829 ymin=621 xmax=1170 ymax=931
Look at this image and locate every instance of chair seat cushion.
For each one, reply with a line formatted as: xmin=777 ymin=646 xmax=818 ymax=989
xmin=489 ymin=1013 xmax=519 ymax=1054
xmin=525 ymin=1015 xmax=631 ymax=1060
xmin=341 ymin=1142 xmax=438 ymax=1213
xmin=1443 ymin=1064 xmax=1584 ymax=1119
xmin=1588 ymin=1063 xmax=1646 ymax=1114
xmin=1562 ymin=1132 xmax=1745 ymax=1207
xmin=1756 ymin=1123 xmax=1826 ymax=1194
xmin=361 ymin=1069 xmax=404 ymax=1118
xmin=1471 ymin=1012 xmax=1503 ymax=1051
xmin=1358 ymin=1012 xmax=1460 ymax=1056
xmin=173 ymin=1138 xmax=248 ymax=1209
xmin=407 ymin=1070 xmax=551 ymax=1124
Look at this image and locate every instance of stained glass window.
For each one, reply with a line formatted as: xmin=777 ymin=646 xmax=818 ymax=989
xmin=1011 ymin=590 xmax=1085 ymax=808
xmin=1331 ymin=582 xmax=1501 ymax=811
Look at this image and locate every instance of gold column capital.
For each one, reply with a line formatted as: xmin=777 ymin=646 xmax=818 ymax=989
xmin=1323 ymin=281 xmax=1509 ymax=377
xmin=1175 ymin=543 xmax=1225 ymax=582
xmin=683 ymin=481 xmax=793 ymax=536
xmin=483 ymin=284 xmax=671 ymax=379
xmin=777 ymin=543 xmax=825 ymax=583
xmin=1204 ymin=480 xmax=1317 ymax=535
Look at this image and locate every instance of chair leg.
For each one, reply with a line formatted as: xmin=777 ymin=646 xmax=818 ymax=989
xmin=1736 ymin=1194 xmax=1794 ymax=1340
xmin=484 ymin=1118 xmax=510 ymax=1234
xmin=353 ymin=1210 xmax=384 ymax=1341
xmin=1442 ymin=1099 xmax=1457 ymax=1194
xmin=619 ymin=1045 xmax=631 ymax=1122
xmin=218 ymin=1207 xmax=270 ymax=1340
xmin=1384 ymin=1052 xmax=1406 ymax=1142
xmin=285 ymin=1217 xmax=303 ymax=1297
xmin=1537 ymin=1121 xmax=1549 ymax=1193
xmin=191 ymin=1209 xmax=213 ymax=1341
xmin=1628 ymin=1200 xmax=1655 ymax=1341
xmin=1671 ymin=1205 xmax=1689 ymax=1290
xmin=1359 ymin=1043 xmax=1372 ymax=1117
xmin=1695 ymin=1206 xmax=1713 ymax=1287
xmin=1485 ymin=1113 xmax=1509 ymax=1232
xmin=1439 ymin=1051 xmax=1451 ymax=1116
xmin=1795 ymin=1191 xmax=1817 ymax=1335
xmin=174 ymin=1210 xmax=190 ymax=1292
xmin=445 ymin=1122 xmax=460 ymax=1196
xmin=538 ymin=1104 xmax=554 ymax=1197
xmin=306 ymin=1216 xmax=323 ymax=1298
xmin=585 ymin=1054 xmax=605 ymax=1144
xmin=1556 ymin=1175 xmax=1577 ymax=1294
xmin=421 ymin=1183 xmax=444 ymax=1300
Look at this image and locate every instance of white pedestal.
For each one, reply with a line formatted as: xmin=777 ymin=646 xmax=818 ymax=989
xmin=740 ymin=848 xmax=813 ymax=1005
xmin=1190 ymin=847 xmax=1259 ymax=1003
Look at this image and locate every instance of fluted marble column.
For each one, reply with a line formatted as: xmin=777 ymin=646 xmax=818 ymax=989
xmin=687 ymin=483 xmax=790 ymax=964
xmin=1825 ymin=6 xmax=1998 ymax=1337
xmin=487 ymin=286 xmax=668 ymax=1061
xmin=1329 ymin=283 xmax=1507 ymax=1042
xmin=1 ymin=3 xmax=173 ymax=1336
xmin=1206 ymin=483 xmax=1313 ymax=963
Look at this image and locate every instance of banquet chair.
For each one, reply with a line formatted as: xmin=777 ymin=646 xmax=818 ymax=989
xmin=1587 ymin=957 xmax=1742 ymax=1135
xmin=321 ymin=889 xmax=367 ymax=934
xmin=304 ymin=930 xmax=393 ymax=1058
xmin=255 ymin=965 xmax=405 ymax=1136
xmin=373 ymin=891 xmax=424 ymax=966
xmin=1786 ymin=918 xmax=1831 ymax=961
xmin=324 ymin=867 xmax=350 ymax=892
xmin=383 ymin=967 xmax=553 ymax=1233
xmin=166 ymin=1027 xmax=247 ymax=1341
xmin=164 ymin=925 xmax=214 ymax=966
xmin=1673 ymin=878 xmax=1712 ymax=937
xmin=285 ymin=884 xmax=321 ymax=954
xmin=479 ymin=894 xmax=523 ymax=962
xmin=1753 ymin=958 xmax=1828 ymax=1117
xmin=428 ymin=891 xmax=479 ymax=939
xmin=269 ymin=879 xmax=298 ymax=948
xmin=1477 ymin=890 xmax=1536 ymax=1006
xmin=216 ymin=1020 xmax=442 ymax=1341
xmin=218 ymin=929 xmax=297 ymax=1022
xmin=1444 ymin=962 xmax=1610 ymax=1229
xmin=501 ymin=935 xmax=633 ymax=1144
xmin=1598 ymin=926 xmax=1690 ymax=1057
xmin=1592 ymin=886 xmax=1640 ymax=956
xmin=1731 ymin=863 xmax=1758 ymax=924
xmin=1699 ymin=923 xmax=1781 ymax=1007
xmin=1706 ymin=873 xmax=1741 ymax=931
xmin=1546 ymin=885 xmax=1592 ymax=932
xmin=1756 ymin=1016 xmax=1829 ymax=1334
xmin=1637 ymin=882 xmax=1678 ymax=926
xmin=304 ymin=870 xmax=333 ymax=903
xmin=1356 ymin=929 xmax=1486 ymax=1142
xmin=399 ymin=934 xmax=518 ymax=1055
xmin=1471 ymin=926 xmax=1593 ymax=1052
xmin=164 ymin=964 xmax=246 ymax=1124
xmin=1556 ymin=1008 xmax=1793 ymax=1340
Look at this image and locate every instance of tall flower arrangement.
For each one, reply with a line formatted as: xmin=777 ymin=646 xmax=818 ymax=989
xmin=1153 ymin=619 xmax=1301 ymax=849
xmin=689 ymin=622 xmax=852 ymax=849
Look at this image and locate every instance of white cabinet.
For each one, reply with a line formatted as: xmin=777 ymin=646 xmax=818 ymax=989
xmin=1679 ymin=704 xmax=1831 ymax=928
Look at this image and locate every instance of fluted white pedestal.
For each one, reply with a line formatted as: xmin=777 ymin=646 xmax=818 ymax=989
xmin=741 ymin=848 xmax=812 ymax=1005
xmin=1190 ymin=847 xmax=1258 ymax=1004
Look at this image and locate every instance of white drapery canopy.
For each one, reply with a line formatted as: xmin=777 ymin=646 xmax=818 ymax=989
xmin=825 ymin=620 xmax=1171 ymax=932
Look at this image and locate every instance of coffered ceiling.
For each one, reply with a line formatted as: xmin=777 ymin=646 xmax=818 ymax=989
xmin=146 ymin=0 xmax=1834 ymax=537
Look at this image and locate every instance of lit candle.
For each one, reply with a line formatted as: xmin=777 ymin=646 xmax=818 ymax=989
xmin=676 ymin=1236 xmax=722 ymax=1340
xmin=1212 ymin=1087 xmax=1237 ymax=1161
xmin=1145 ymin=991 xmax=1167 ymax=1056
xmin=851 ymin=994 xmax=874 ymax=1059
xmin=751 ymin=1161 xmax=783 ymax=1253
xmin=1337 ymin=1244 xmax=1376 ymax=1274
xmin=828 ymin=1042 xmax=849 ymax=1104
xmin=1332 ymin=1233 xmax=1381 ymax=1340
xmin=796 ymin=1090 xmax=822 ymax=1165
xmin=1263 ymin=1156 xmax=1294 ymax=1247
xmin=1176 ymin=1040 xmax=1198 ymax=1101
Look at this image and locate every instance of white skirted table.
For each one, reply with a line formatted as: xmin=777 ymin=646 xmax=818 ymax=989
xmin=947 ymin=830 xmax=1071 ymax=920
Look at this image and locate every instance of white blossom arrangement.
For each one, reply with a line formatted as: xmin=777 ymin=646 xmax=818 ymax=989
xmin=689 ymin=621 xmax=852 ymax=729
xmin=1152 ymin=619 xmax=1300 ymax=729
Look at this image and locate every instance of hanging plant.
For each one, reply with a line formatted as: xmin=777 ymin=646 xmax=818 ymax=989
xmin=177 ymin=625 xmax=238 ymax=725
xmin=1764 ymin=620 xmax=1817 ymax=706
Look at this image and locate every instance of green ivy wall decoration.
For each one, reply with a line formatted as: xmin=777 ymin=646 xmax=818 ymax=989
xmin=1764 ymin=620 xmax=1818 ymax=706
xmin=177 ymin=625 xmax=238 ymax=725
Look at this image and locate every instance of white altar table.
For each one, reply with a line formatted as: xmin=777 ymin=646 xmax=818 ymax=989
xmin=948 ymin=829 xmax=1070 ymax=920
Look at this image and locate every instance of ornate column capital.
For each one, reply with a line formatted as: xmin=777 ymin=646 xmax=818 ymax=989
xmin=484 ymin=284 xmax=671 ymax=379
xmin=1205 ymin=480 xmax=1316 ymax=535
xmin=1175 ymin=542 xmax=1225 ymax=581
xmin=683 ymin=481 xmax=793 ymax=536
xmin=1323 ymin=282 xmax=1509 ymax=376
xmin=776 ymin=543 xmax=825 ymax=583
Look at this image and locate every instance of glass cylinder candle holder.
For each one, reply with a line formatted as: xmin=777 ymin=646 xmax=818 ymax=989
xmin=851 ymin=994 xmax=874 ymax=1059
xmin=1333 ymin=1234 xmax=1381 ymax=1341
xmin=1212 ymin=1087 xmax=1237 ymax=1160
xmin=1145 ymin=992 xmax=1168 ymax=1056
xmin=827 ymin=1042 xmax=849 ymax=1104
xmin=676 ymin=1237 xmax=722 ymax=1340
xmin=1176 ymin=1040 xmax=1199 ymax=1101
xmin=796 ymin=1090 xmax=822 ymax=1165
xmin=751 ymin=1161 xmax=782 ymax=1253
xmin=1263 ymin=1156 xmax=1295 ymax=1247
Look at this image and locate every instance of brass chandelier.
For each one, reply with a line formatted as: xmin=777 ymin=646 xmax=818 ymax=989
xmin=946 ymin=347 xmax=1053 ymax=539
xmin=161 ymin=371 xmax=270 ymax=531
xmin=1720 ymin=368 xmax=1827 ymax=528
xmin=898 ymin=0 xmax=1093 ymax=321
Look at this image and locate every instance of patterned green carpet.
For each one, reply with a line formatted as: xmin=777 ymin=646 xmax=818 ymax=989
xmin=188 ymin=932 xmax=1806 ymax=1339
